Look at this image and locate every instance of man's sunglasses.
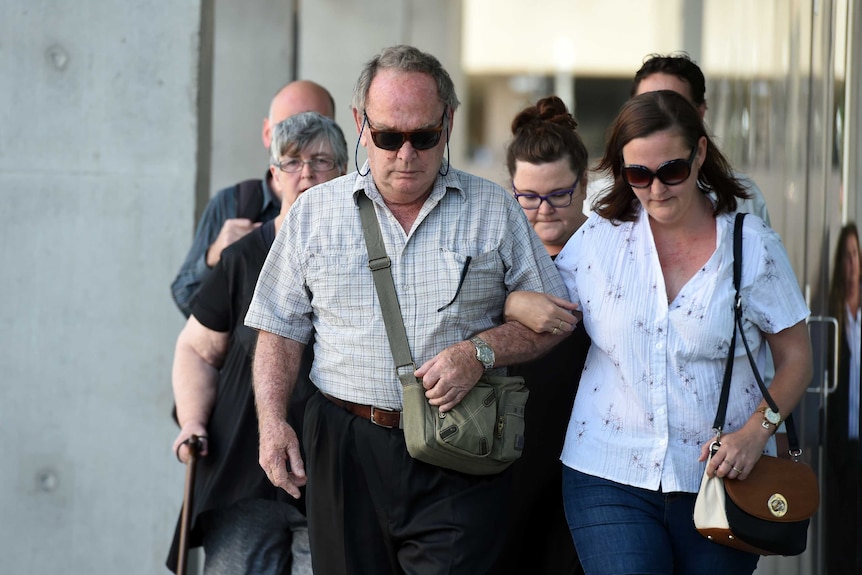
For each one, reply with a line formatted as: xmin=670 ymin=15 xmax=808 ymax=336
xmin=364 ymin=110 xmax=446 ymax=151
xmin=622 ymin=146 xmax=697 ymax=189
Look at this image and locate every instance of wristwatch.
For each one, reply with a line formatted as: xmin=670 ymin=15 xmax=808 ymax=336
xmin=470 ymin=336 xmax=495 ymax=370
xmin=758 ymin=406 xmax=781 ymax=431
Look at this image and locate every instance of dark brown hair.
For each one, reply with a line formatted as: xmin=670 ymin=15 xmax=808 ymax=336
xmin=506 ymin=96 xmax=588 ymax=181
xmin=594 ymin=90 xmax=747 ymax=222
xmin=631 ymin=53 xmax=706 ymax=106
xmin=828 ymin=222 xmax=860 ymax=330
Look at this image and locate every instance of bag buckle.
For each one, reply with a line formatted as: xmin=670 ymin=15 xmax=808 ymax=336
xmin=368 ymin=256 xmax=391 ymax=271
xmin=396 ymin=363 xmax=417 ymax=377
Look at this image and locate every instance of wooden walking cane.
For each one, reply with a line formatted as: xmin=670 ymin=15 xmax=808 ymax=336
xmin=177 ymin=434 xmax=204 ymax=575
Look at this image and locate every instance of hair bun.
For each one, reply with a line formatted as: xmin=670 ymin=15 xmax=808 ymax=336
xmin=536 ymin=96 xmax=578 ymax=130
xmin=511 ymin=106 xmax=542 ymax=135
xmin=511 ymin=96 xmax=577 ymax=135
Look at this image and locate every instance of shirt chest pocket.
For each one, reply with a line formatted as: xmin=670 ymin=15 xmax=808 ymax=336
xmin=435 ymin=248 xmax=506 ymax=322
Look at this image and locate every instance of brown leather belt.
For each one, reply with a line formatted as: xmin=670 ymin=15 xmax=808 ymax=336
xmin=322 ymin=393 xmax=402 ymax=429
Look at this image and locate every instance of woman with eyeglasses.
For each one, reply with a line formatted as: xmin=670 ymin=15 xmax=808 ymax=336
xmin=511 ymin=90 xmax=812 ymax=574
xmin=488 ymin=96 xmax=589 ymax=575
xmin=166 ymin=112 xmax=347 ymax=575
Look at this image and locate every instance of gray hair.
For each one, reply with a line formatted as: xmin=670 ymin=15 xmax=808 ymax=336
xmin=351 ymin=45 xmax=460 ymax=114
xmin=269 ymin=111 xmax=348 ymax=171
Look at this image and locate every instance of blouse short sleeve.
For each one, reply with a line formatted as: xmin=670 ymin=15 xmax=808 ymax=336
xmin=740 ymin=217 xmax=809 ymax=334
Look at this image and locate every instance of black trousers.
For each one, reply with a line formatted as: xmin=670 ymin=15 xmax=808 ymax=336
xmin=826 ymin=439 xmax=860 ymax=575
xmin=303 ymin=391 xmax=512 ymax=575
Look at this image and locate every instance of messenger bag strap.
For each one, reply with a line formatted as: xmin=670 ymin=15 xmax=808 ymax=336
xmin=357 ymin=193 xmax=418 ymax=383
xmin=713 ymin=213 xmax=801 ymax=454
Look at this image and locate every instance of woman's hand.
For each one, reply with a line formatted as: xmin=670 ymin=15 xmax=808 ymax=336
xmin=172 ymin=422 xmax=209 ymax=464
xmin=505 ymin=291 xmax=580 ymax=334
xmin=698 ymin=417 xmax=772 ymax=481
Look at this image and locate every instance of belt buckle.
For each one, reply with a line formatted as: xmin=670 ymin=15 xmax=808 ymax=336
xmin=369 ymin=405 xmax=399 ymax=429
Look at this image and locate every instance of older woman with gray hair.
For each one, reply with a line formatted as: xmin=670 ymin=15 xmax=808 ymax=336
xmin=166 ymin=111 xmax=347 ymax=575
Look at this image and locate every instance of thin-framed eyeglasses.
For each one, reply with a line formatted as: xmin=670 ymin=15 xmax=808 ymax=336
xmin=513 ymin=177 xmax=581 ymax=210
xmin=622 ymin=146 xmax=697 ymax=189
xmin=364 ymin=110 xmax=446 ymax=151
xmin=274 ymin=156 xmax=337 ymax=173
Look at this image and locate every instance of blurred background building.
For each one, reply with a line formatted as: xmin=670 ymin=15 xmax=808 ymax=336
xmin=0 ymin=0 xmax=858 ymax=573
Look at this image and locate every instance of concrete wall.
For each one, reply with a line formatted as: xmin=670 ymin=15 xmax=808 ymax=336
xmin=0 ymin=1 xmax=199 ymax=572
xmin=208 ymin=0 xmax=296 ymax=199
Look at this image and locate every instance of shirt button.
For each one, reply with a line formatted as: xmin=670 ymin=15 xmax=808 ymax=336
xmin=656 ymin=342 xmax=664 ymax=350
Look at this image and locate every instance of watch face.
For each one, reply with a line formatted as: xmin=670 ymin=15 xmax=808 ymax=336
xmin=471 ymin=337 xmax=494 ymax=368
xmin=765 ymin=408 xmax=781 ymax=424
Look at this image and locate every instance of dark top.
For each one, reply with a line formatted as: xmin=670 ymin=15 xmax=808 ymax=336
xmin=166 ymin=220 xmax=315 ymax=572
xmin=489 ymin=315 xmax=591 ymax=575
xmin=826 ymin=317 xmax=861 ymax=447
xmin=824 ymin=313 xmax=861 ymax=574
xmin=170 ymin=171 xmax=281 ymax=317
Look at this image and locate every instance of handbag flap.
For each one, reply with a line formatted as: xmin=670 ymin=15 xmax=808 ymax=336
xmin=723 ymin=455 xmax=819 ymax=522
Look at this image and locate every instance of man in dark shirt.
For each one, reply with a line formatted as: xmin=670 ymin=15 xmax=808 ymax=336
xmin=170 ymin=80 xmax=335 ymax=316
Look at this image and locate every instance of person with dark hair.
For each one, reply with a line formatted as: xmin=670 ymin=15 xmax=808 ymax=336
xmin=630 ymin=52 xmax=708 ymax=109
xmin=542 ymin=90 xmax=811 ymax=574
xmin=485 ymin=96 xmax=589 ymax=575
xmin=245 ymin=45 xmax=569 ymax=574
xmin=166 ymin=112 xmax=347 ymax=575
xmin=589 ymin=53 xmax=771 ymax=225
xmin=825 ymin=222 xmax=861 ymax=575
xmin=171 ymin=80 xmax=336 ymax=317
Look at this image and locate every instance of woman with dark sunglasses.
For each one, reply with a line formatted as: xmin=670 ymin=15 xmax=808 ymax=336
xmin=488 ymin=96 xmax=590 ymax=575
xmin=516 ymin=90 xmax=812 ymax=574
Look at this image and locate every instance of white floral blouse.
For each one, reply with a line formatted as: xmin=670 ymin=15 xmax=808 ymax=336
xmin=555 ymin=208 xmax=809 ymax=493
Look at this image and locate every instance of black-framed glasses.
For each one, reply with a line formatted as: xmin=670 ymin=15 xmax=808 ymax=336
xmin=622 ymin=146 xmax=697 ymax=188
xmin=513 ymin=178 xmax=580 ymax=210
xmin=274 ymin=156 xmax=337 ymax=173
xmin=364 ymin=110 xmax=446 ymax=151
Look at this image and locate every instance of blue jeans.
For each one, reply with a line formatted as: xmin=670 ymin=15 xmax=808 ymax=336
xmin=562 ymin=467 xmax=759 ymax=575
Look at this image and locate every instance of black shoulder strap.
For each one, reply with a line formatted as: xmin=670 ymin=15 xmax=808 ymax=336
xmin=714 ymin=213 xmax=746 ymax=433
xmin=236 ymin=179 xmax=264 ymax=221
xmin=713 ymin=213 xmax=802 ymax=455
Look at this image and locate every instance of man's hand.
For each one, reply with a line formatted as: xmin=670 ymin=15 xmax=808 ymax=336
xmin=206 ymin=218 xmax=262 ymax=267
xmin=415 ymin=341 xmax=484 ymax=413
xmin=258 ymin=417 xmax=306 ymax=499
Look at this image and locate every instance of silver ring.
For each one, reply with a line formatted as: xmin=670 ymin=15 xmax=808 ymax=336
xmin=552 ymin=327 xmax=560 ymax=335
xmin=558 ymin=319 xmax=565 ymax=330
xmin=732 ymin=466 xmax=742 ymax=473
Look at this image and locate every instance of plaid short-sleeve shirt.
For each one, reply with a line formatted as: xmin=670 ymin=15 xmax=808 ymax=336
xmin=246 ymin=165 xmax=566 ymax=410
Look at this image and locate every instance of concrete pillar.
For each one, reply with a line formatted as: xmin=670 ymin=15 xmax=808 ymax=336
xmin=0 ymin=1 xmax=201 ymax=572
